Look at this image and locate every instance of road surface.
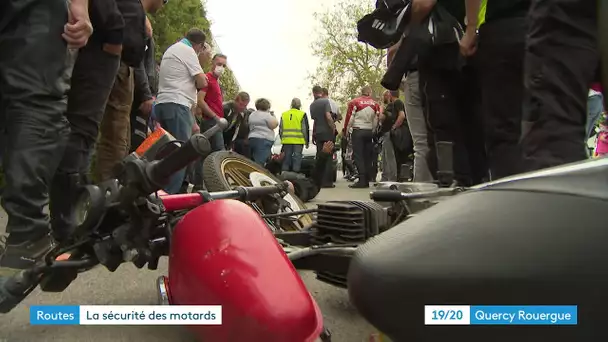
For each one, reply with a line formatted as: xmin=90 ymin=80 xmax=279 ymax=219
xmin=0 ymin=178 xmax=380 ymax=342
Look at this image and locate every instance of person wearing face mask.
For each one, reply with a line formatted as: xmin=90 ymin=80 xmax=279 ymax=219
xmin=154 ymin=28 xmax=209 ymax=194
xmin=198 ymin=53 xmax=229 ymax=152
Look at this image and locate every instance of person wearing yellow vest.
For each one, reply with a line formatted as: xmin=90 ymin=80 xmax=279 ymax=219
xmin=279 ymin=98 xmax=310 ymax=172
xmin=460 ymin=0 xmax=530 ymax=179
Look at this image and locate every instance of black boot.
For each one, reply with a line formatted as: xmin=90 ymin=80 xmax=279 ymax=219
xmin=49 ymin=172 xmax=81 ymax=243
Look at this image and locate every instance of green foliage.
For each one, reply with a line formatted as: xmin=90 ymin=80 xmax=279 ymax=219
xmin=309 ymin=0 xmax=387 ymax=104
xmin=150 ymin=0 xmax=241 ymax=100
xmin=220 ymin=67 xmax=240 ymax=100
xmin=149 ymin=0 xmax=212 ymax=62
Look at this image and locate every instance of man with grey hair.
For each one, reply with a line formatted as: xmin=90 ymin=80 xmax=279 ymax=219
xmin=280 ymin=98 xmax=310 ymax=172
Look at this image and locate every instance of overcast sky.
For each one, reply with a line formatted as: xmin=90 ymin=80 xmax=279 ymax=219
xmin=205 ymin=0 xmax=343 ymax=115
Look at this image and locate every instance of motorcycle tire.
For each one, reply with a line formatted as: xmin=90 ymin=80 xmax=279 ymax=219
xmin=202 ymin=151 xmax=314 ymax=230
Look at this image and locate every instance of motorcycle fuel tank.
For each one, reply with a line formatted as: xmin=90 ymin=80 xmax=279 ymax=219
xmin=168 ymin=199 xmax=323 ymax=342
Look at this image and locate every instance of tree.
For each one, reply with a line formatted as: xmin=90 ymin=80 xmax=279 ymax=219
xmin=309 ymin=0 xmax=387 ymax=104
xmin=149 ymin=0 xmax=211 ymax=62
xmin=220 ymin=67 xmax=240 ymax=100
xmin=150 ymin=0 xmax=241 ymax=100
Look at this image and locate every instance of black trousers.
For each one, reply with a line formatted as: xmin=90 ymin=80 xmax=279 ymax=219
xmin=0 ymin=0 xmax=75 ymax=242
xmin=315 ymin=138 xmax=335 ymax=186
xmin=477 ymin=17 xmax=527 ymax=179
xmin=351 ymin=129 xmax=374 ymax=184
xmin=418 ymin=53 xmax=487 ymax=186
xmin=49 ymin=42 xmax=120 ymax=238
xmin=521 ymin=0 xmax=599 ymax=171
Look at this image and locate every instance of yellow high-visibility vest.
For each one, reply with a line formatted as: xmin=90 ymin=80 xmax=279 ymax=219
xmin=281 ymin=108 xmax=306 ymax=144
xmin=478 ymin=0 xmax=488 ymax=28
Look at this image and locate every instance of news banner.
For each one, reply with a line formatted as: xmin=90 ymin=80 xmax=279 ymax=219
xmin=425 ymin=305 xmax=577 ymax=325
xmin=29 ymin=304 xmax=576 ymax=326
xmin=30 ymin=305 xmax=222 ymax=325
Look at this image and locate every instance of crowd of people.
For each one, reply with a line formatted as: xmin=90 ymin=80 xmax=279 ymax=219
xmin=1 ymin=0 xmax=608 ymax=284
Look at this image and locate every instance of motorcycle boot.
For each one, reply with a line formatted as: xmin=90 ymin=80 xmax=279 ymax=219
xmin=49 ymin=172 xmax=82 ymax=243
xmin=0 ymin=0 xmax=75 ymax=277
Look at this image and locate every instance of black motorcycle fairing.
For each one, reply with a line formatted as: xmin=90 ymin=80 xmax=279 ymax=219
xmin=348 ymin=187 xmax=608 ymax=341
xmin=475 ymin=157 xmax=608 ymax=201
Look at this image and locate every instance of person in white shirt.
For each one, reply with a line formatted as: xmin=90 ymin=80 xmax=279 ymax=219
xmin=155 ymin=28 xmax=209 ymax=194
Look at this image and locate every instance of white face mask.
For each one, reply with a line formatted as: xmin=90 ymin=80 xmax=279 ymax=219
xmin=214 ymin=66 xmax=225 ymax=77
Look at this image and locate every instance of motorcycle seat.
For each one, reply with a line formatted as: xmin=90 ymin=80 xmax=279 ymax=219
xmin=348 ymin=158 xmax=608 ymax=341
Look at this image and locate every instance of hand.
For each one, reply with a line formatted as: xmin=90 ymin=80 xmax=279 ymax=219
xmin=63 ymin=0 xmax=93 ymax=49
xmin=139 ymin=99 xmax=154 ymax=117
xmin=305 ymin=144 xmax=309 ymax=149
xmin=459 ymin=29 xmax=478 ymax=57
xmin=322 ymin=141 xmax=334 ymax=154
xmin=192 ymin=123 xmax=200 ymax=134
xmin=145 ymin=16 xmax=153 ymax=38
xmin=379 ymin=113 xmax=386 ymax=121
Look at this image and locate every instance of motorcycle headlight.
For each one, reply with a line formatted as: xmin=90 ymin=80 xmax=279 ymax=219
xmin=72 ymin=185 xmax=106 ymax=232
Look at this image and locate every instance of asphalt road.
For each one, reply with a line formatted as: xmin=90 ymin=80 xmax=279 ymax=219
xmin=0 ymin=178 xmax=379 ymax=342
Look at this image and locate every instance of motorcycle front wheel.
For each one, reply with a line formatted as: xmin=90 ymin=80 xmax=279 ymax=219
xmin=202 ymin=151 xmax=314 ymax=231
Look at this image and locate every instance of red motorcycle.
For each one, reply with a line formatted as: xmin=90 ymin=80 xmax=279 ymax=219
xmin=0 ymin=121 xmax=337 ymax=342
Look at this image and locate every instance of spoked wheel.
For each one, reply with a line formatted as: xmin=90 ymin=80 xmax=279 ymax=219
xmin=202 ymin=151 xmax=313 ymax=231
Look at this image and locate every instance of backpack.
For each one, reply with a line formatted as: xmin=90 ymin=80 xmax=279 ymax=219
xmin=115 ymin=0 xmax=147 ymax=67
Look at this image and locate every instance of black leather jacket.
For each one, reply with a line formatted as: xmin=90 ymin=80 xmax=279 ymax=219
xmin=89 ymin=0 xmax=125 ymax=45
xmin=133 ymin=36 xmax=158 ymax=105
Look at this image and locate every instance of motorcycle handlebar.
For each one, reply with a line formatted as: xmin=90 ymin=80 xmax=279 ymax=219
xmin=147 ymin=118 xmax=228 ymax=187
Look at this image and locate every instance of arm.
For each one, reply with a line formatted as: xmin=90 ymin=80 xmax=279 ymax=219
xmin=134 ymin=60 xmax=153 ymax=104
xmin=411 ymin=0 xmax=437 ymax=24
xmin=343 ymin=101 xmax=354 ymax=132
xmin=279 ymin=117 xmax=284 ymax=139
xmin=325 ymin=112 xmax=336 ymax=133
xmin=145 ymin=37 xmax=158 ymax=95
xmin=465 ymin=0 xmax=482 ymax=29
xmin=267 ymin=114 xmax=279 ymax=130
xmin=460 ymin=0 xmax=482 ymax=56
xmin=194 ymin=74 xmax=208 ymax=91
xmin=196 ymin=90 xmax=219 ymax=119
xmin=324 ymin=100 xmax=336 ymax=132
xmin=372 ymin=104 xmax=380 ymax=131
xmin=303 ymin=114 xmax=310 ymax=146
xmin=392 ymin=101 xmax=406 ymax=129
xmin=387 ymin=39 xmax=402 ymax=67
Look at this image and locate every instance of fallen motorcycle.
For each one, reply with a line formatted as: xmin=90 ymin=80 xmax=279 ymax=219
xmin=0 ymin=120 xmax=334 ymax=341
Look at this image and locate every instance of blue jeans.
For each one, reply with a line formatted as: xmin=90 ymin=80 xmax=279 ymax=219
xmin=155 ymin=103 xmax=194 ymax=194
xmin=190 ymin=119 xmax=227 ymax=188
xmin=282 ymin=144 xmax=304 ymax=172
xmin=249 ymin=138 xmax=273 ymax=165
xmin=201 ymin=118 xmax=225 ymax=152
xmin=587 ymin=93 xmax=604 ymax=141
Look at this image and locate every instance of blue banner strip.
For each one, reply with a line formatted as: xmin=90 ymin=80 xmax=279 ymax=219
xmin=30 ymin=305 xmax=80 ymax=325
xmin=470 ymin=305 xmax=577 ymax=325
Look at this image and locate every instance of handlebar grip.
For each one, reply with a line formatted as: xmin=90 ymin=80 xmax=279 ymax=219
xmin=236 ymin=184 xmax=286 ymax=201
xmin=148 ymin=118 xmax=228 ymax=187
xmin=369 ymin=189 xmax=406 ymax=202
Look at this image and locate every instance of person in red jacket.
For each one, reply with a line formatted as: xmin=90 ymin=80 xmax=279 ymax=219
xmin=343 ymin=86 xmax=381 ymax=188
